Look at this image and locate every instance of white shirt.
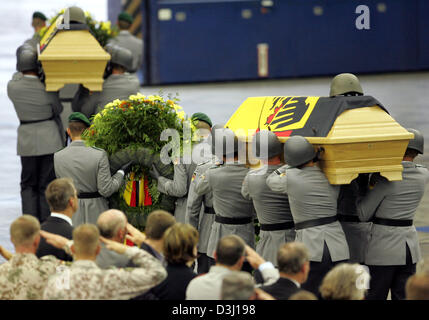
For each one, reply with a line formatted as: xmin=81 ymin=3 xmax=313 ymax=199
xmin=50 ymin=212 xmax=73 ymax=226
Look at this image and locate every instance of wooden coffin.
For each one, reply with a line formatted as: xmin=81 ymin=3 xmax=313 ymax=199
xmin=226 ymin=96 xmax=413 ymax=184
xmin=38 ymin=28 xmax=110 ymax=91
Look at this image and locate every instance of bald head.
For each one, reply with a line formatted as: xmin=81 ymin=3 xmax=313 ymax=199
xmin=215 ymin=235 xmax=246 ymax=267
xmin=97 ymin=209 xmax=127 ymax=242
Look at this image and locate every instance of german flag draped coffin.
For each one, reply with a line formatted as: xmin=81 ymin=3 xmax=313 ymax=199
xmin=225 ymin=95 xmax=413 ymax=184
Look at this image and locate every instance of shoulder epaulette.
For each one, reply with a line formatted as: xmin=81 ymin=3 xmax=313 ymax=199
xmin=197 ymin=159 xmax=211 ymax=167
xmin=90 ymin=146 xmax=104 ymax=152
xmin=416 ymin=164 xmax=427 ymax=168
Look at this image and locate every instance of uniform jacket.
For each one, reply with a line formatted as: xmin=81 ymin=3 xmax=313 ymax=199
xmin=357 ymin=161 xmax=429 ymax=265
xmin=36 ymin=215 xmax=73 ymax=261
xmin=43 ymin=247 xmax=167 ymax=300
xmin=54 ymin=140 xmax=124 ymax=226
xmin=186 ymin=156 xmax=217 ymax=254
xmin=107 ymin=30 xmax=143 ymax=73
xmin=195 ymin=162 xmax=256 ymax=258
xmin=266 ymin=165 xmax=349 ymax=262
xmin=7 ymin=72 xmax=65 ymax=156
xmin=0 ymin=253 xmax=61 ymax=300
xmin=71 ymin=74 xmax=140 ymax=118
xmin=242 ymin=164 xmax=296 ymax=265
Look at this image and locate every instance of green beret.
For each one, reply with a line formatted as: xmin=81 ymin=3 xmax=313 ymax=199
xmin=118 ymin=12 xmax=133 ymax=24
xmin=32 ymin=11 xmax=47 ymax=21
xmin=68 ymin=112 xmax=91 ymax=127
xmin=191 ymin=112 xmax=212 ymax=128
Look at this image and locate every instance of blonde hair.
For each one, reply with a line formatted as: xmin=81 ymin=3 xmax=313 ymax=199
xmin=10 ymin=215 xmax=40 ymax=247
xmin=221 ymin=271 xmax=255 ymax=300
xmin=289 ymin=290 xmax=318 ymax=300
xmin=72 ymin=224 xmax=100 ymax=256
xmin=163 ymin=223 xmax=198 ymax=265
xmin=319 ymin=263 xmax=369 ymax=300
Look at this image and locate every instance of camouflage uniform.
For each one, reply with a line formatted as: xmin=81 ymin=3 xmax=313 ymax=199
xmin=43 ymin=246 xmax=166 ymax=300
xmin=0 ymin=253 xmax=62 ymax=300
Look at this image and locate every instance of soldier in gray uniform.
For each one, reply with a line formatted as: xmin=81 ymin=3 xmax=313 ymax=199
xmin=54 ymin=112 xmax=132 ymax=226
xmin=330 ymin=73 xmax=371 ymax=264
xmin=241 ymin=130 xmax=295 ymax=266
xmin=108 ymin=12 xmax=143 ymax=79
xmin=186 ymin=124 xmax=224 ymax=273
xmin=71 ymin=45 xmax=140 ymax=118
xmin=266 ymin=135 xmax=349 ymax=295
xmin=7 ymin=46 xmax=65 ymax=222
xmin=357 ymin=128 xmax=429 ymax=300
xmin=195 ymin=128 xmax=256 ymax=263
xmin=150 ymin=113 xmax=213 ymax=224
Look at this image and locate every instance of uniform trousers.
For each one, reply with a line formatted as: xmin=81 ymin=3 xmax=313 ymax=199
xmin=302 ymin=242 xmax=348 ymax=296
xmin=366 ymin=245 xmax=416 ymax=300
xmin=20 ymin=154 xmax=55 ymax=223
xmin=197 ymin=252 xmax=214 ymax=274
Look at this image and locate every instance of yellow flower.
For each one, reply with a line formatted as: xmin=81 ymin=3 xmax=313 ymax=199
xmin=100 ymin=21 xmax=111 ymax=31
xmin=94 ymin=113 xmax=101 ymax=120
xmin=84 ymin=11 xmax=92 ymax=18
xmin=102 ymin=109 xmax=108 ymax=115
xmin=112 ymin=99 xmax=122 ymax=106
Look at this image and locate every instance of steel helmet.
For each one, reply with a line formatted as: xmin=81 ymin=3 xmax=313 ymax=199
xmin=16 ymin=45 xmax=38 ymax=72
xmin=213 ymin=127 xmax=239 ymax=158
xmin=105 ymin=44 xmax=133 ymax=71
xmin=65 ymin=6 xmax=86 ymax=24
xmin=406 ymin=128 xmax=424 ymax=154
xmin=284 ymin=136 xmax=316 ymax=167
xmin=329 ymin=73 xmax=364 ymax=97
xmin=210 ymin=124 xmax=225 ymax=154
xmin=252 ymin=130 xmax=283 ymax=160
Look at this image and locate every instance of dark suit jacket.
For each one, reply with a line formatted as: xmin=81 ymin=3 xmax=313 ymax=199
xmin=150 ymin=264 xmax=197 ymax=300
xmin=260 ymin=277 xmax=300 ymax=300
xmin=36 ymin=216 xmax=73 ymax=261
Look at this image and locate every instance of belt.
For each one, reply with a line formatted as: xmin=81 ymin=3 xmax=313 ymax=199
xmin=20 ymin=116 xmax=54 ymax=125
xmin=78 ymin=192 xmax=102 ymax=199
xmin=295 ymin=216 xmax=338 ymax=230
xmin=372 ymin=217 xmax=413 ymax=227
xmin=337 ymin=214 xmax=361 ymax=223
xmin=215 ymin=215 xmax=253 ymax=225
xmin=260 ymin=221 xmax=295 ymax=231
xmin=205 ymin=207 xmax=215 ymax=215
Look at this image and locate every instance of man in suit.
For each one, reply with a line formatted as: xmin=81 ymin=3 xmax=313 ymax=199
xmin=266 ymin=136 xmax=349 ymax=295
xmin=54 ymin=112 xmax=131 ymax=226
xmin=186 ymin=235 xmax=279 ymax=300
xmin=357 ymin=128 xmax=429 ymax=300
xmin=108 ymin=12 xmax=143 ymax=78
xmin=71 ymin=45 xmax=140 ymax=118
xmin=241 ymin=130 xmax=295 ymax=266
xmin=260 ymin=242 xmax=310 ymax=300
xmin=8 ymin=46 xmax=65 ymax=223
xmin=194 ymin=128 xmax=256 ymax=264
xmin=36 ymin=178 xmax=77 ymax=261
xmin=96 ymin=209 xmax=135 ymax=269
xmin=150 ymin=113 xmax=213 ymax=224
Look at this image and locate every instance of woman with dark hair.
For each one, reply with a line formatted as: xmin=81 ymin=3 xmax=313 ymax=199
xmin=149 ymin=223 xmax=199 ymax=300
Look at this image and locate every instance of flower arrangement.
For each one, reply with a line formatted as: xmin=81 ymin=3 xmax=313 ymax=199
xmin=38 ymin=9 xmax=118 ymax=46
xmin=82 ymin=93 xmax=194 ymax=229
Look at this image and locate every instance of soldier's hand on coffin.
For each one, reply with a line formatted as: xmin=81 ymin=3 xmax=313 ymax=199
xmin=100 ymin=236 xmax=127 ymax=255
xmin=120 ymin=161 xmax=133 ymax=175
xmin=244 ymin=245 xmax=266 ymax=270
xmin=40 ymin=230 xmax=69 ymax=249
xmin=125 ymin=223 xmax=146 ymax=247
xmin=149 ymin=164 xmax=161 ymax=180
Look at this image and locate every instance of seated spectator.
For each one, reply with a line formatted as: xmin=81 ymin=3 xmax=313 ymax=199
xmin=41 ymin=224 xmax=167 ymax=300
xmin=96 ymin=209 xmax=135 ymax=268
xmin=36 ymin=178 xmax=77 ymax=261
xmin=140 ymin=210 xmax=176 ymax=264
xmin=186 ymin=235 xmax=279 ymax=300
xmin=148 ymin=223 xmax=199 ymax=300
xmin=406 ymin=274 xmax=429 ymax=300
xmin=319 ymin=263 xmax=370 ymax=300
xmin=0 ymin=215 xmax=63 ymax=299
xmin=260 ymin=242 xmax=310 ymax=300
xmin=289 ymin=290 xmax=318 ymax=300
